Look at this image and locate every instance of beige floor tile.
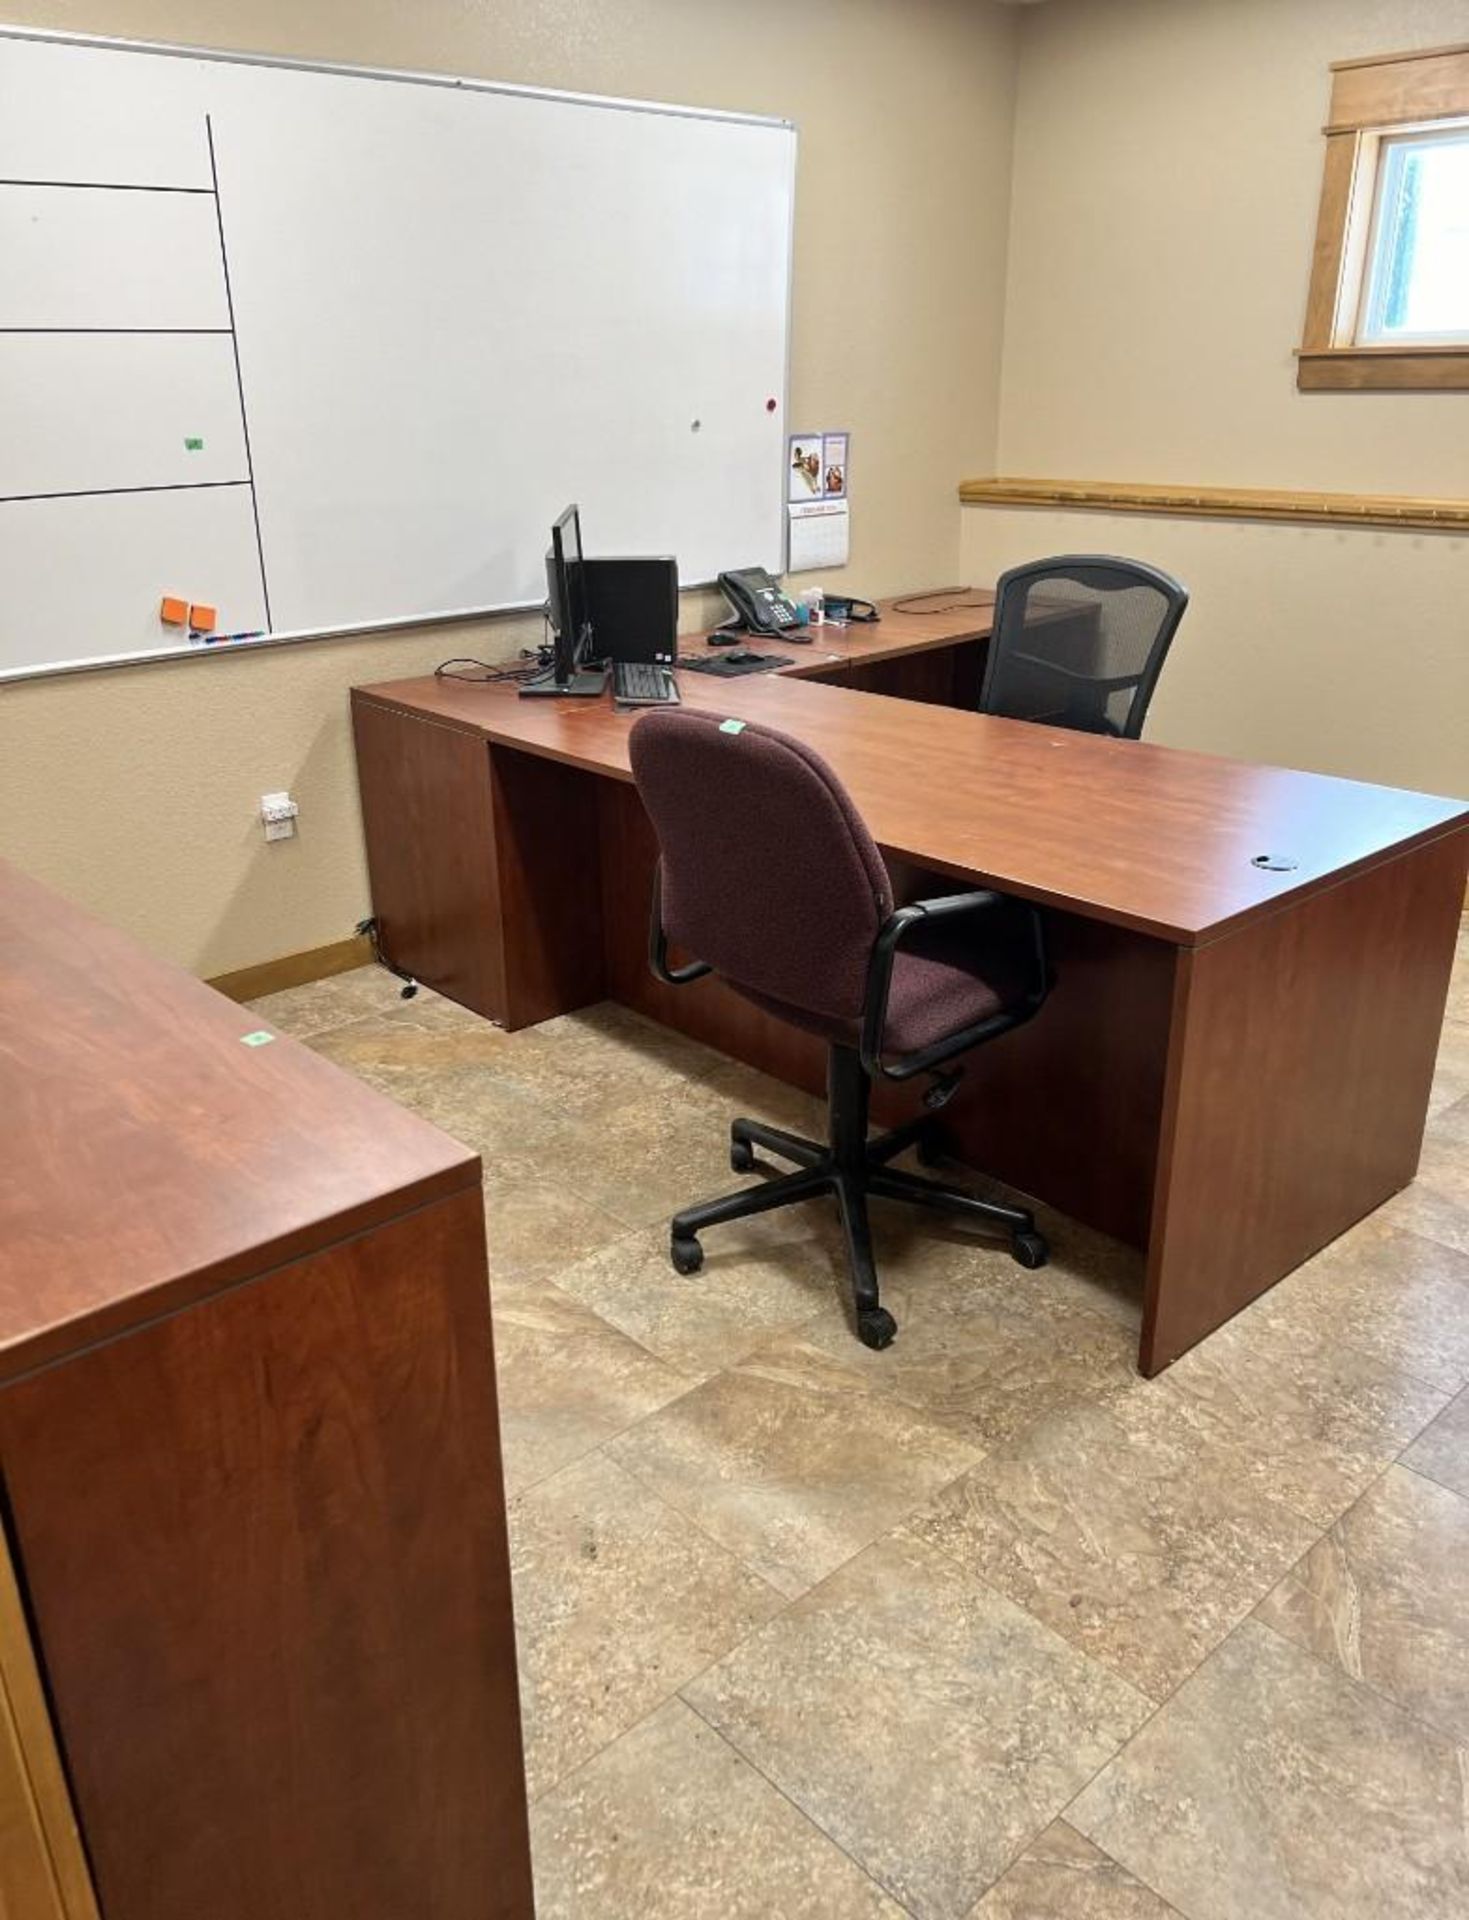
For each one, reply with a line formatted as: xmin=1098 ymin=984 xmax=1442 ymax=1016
xmin=1377 ymin=1181 xmax=1469 ymax=1259
xmin=510 ymin=1450 xmax=783 ymax=1799
xmin=608 ymin=1354 xmax=981 ymax=1598
xmin=554 ymin=1218 xmax=840 ymax=1377
xmin=1158 ymin=1306 xmax=1449 ymax=1527
xmin=530 ymin=1699 xmax=904 ymax=1919
xmin=567 ymin=1076 xmax=831 ymax=1229
xmin=248 ymin=964 xmax=461 ymax=1037
xmin=967 ymin=1821 xmax=1181 ymax=1920
xmin=703 ymin=1053 xmax=830 ymax=1140
xmin=494 ymin=999 xmax=732 ymax=1117
xmin=1069 ymin=1618 xmax=1469 ymax=1920
xmin=746 ymin=1261 xmax=1145 ymax=1455
xmin=304 ymin=1000 xmax=522 ymax=1100
xmin=685 ymin=1529 xmax=1150 ymax=1920
xmin=1416 ymin=1094 xmax=1469 ymax=1197
xmin=1252 ymin=1218 xmax=1469 ymax=1392
xmin=1379 ymin=1088 xmax=1469 ymax=1255
xmin=1255 ymin=1464 xmax=1469 ymax=1745
xmin=306 ymin=1009 xmax=577 ymax=1172
xmin=1010 ymin=1214 xmax=1147 ymax=1331
xmin=885 ymin=1161 xmax=1148 ymax=1333
xmin=1401 ymin=1384 xmax=1469 ymax=1499
xmin=305 ymin=988 xmax=720 ymax=1123
xmin=910 ymin=1386 xmax=1317 ymax=1702
xmin=538 ymin=998 xmax=730 ymax=1077
xmin=481 ymin=1180 xmax=632 ymax=1288
xmin=489 ymin=1278 xmax=694 ymax=1498
xmin=1427 ymin=1043 xmax=1469 ymax=1119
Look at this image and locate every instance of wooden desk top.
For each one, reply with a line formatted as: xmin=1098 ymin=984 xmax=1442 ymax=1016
xmin=0 ymin=860 xmax=478 ymax=1384
xmin=714 ymin=591 xmax=996 ymax=676
xmin=355 ymin=593 xmax=1467 ymax=950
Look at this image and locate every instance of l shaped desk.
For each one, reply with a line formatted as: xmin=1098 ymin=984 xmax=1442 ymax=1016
xmin=352 ymin=597 xmax=1468 ymax=1375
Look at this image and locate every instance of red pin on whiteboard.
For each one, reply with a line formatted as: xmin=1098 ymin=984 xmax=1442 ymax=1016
xmin=766 ymin=397 xmax=778 ymax=412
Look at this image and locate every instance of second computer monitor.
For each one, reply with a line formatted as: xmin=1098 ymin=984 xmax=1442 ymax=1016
xmin=546 ymin=503 xmax=593 ymax=683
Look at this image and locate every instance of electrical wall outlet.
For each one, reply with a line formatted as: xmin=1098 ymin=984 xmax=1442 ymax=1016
xmin=260 ymin=791 xmax=299 ymax=842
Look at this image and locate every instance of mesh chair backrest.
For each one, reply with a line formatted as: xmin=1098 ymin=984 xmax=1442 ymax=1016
xmin=981 ymin=555 xmax=1188 ymax=738
xmin=629 ymin=709 xmax=892 ymax=1025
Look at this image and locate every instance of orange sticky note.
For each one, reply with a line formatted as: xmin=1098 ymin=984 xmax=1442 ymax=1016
xmin=189 ymin=604 xmax=217 ymax=633
xmin=160 ymin=596 xmax=189 ymax=626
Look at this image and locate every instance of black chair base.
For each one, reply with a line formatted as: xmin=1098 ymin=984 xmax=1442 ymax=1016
xmin=667 ymin=1045 xmax=1048 ymax=1349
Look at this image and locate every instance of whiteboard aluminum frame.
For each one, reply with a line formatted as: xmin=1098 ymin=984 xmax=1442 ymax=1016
xmin=0 ymin=26 xmax=795 ymax=131
xmin=0 ymin=24 xmax=797 ymax=685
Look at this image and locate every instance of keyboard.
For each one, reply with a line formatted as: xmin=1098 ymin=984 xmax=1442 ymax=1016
xmin=612 ymin=660 xmax=680 ymax=706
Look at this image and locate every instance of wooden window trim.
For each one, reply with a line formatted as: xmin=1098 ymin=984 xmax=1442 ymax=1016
xmin=1298 ymin=43 xmax=1469 ymax=391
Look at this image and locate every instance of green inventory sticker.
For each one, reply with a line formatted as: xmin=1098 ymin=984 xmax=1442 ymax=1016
xmin=184 ymin=436 xmax=204 ymax=450
xmin=239 ymin=1030 xmax=276 ymax=1047
xmin=719 ymin=719 xmax=746 ymax=734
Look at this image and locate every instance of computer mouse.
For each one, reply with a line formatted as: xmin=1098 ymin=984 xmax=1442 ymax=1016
xmin=726 ymin=650 xmax=765 ymax=665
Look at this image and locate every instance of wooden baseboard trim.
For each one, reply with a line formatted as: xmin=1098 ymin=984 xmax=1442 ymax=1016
xmin=957 ymin=477 xmax=1469 ymax=533
xmin=206 ymin=933 xmax=374 ymax=1003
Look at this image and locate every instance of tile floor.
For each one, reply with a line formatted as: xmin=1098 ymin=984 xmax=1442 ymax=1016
xmin=251 ymin=936 xmax=1469 ymax=1919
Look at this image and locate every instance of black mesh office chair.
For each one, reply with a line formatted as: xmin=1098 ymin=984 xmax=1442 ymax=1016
xmin=629 ymin=709 xmax=1052 ymax=1352
xmin=980 ymin=555 xmax=1188 ymax=739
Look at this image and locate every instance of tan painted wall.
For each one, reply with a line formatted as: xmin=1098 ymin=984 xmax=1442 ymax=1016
xmin=961 ymin=0 xmax=1469 ymax=797
xmin=0 ymin=0 xmax=1020 ymax=974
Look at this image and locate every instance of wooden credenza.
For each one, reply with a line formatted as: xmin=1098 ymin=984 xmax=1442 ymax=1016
xmin=0 ymin=859 xmax=533 ymax=1920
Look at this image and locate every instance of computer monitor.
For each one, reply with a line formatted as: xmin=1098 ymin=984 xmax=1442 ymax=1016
xmin=521 ymin=503 xmax=607 ymax=699
xmin=547 ymin=505 xmax=591 ymax=675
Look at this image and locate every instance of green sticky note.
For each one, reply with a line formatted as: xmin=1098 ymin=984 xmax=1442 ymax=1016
xmin=184 ymin=436 xmax=204 ymax=451
xmin=239 ymin=1029 xmax=276 ymax=1047
xmin=719 ymin=718 xmax=746 ymax=735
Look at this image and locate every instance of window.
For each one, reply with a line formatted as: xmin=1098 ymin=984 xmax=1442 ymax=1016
xmin=1299 ymin=43 xmax=1469 ymax=389
xmin=1359 ymin=128 xmax=1469 ymax=344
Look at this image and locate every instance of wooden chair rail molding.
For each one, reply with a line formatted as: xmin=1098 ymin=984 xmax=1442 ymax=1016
xmin=957 ymin=477 xmax=1469 ymax=535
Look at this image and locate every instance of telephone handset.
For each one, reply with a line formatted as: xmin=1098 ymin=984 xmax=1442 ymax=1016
xmin=717 ymin=567 xmax=801 ymax=636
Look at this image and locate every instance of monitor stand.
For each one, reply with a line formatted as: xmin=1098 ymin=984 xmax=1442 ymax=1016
xmin=517 ymin=665 xmax=609 ymax=699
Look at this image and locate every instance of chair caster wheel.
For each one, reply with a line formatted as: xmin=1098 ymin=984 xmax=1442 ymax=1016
xmin=857 ymin=1307 xmax=897 ymax=1350
xmin=1011 ymin=1230 xmax=1049 ymax=1270
xmin=730 ymin=1138 xmax=756 ymax=1174
xmin=670 ymin=1236 xmax=704 ymax=1276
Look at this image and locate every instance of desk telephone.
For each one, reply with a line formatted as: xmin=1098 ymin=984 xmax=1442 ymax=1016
xmin=717 ymin=567 xmax=801 ymax=635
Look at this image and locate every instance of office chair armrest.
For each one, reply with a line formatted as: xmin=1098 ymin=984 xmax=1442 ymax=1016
xmin=1009 ymin=652 xmax=1142 ymax=692
xmin=648 ymin=862 xmax=712 ymax=986
xmin=860 ymin=890 xmax=1048 ymax=1082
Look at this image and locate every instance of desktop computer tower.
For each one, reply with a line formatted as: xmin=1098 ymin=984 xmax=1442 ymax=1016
xmin=583 ymin=556 xmax=678 ymax=666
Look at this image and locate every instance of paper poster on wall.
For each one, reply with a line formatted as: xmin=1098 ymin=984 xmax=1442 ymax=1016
xmin=820 ymin=432 xmax=848 ymax=499
xmin=787 ymin=499 xmax=849 ymax=572
xmin=787 ymin=432 xmax=823 ymax=501
xmin=787 ymin=430 xmax=850 ymax=503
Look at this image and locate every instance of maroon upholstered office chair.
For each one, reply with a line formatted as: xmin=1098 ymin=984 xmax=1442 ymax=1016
xmin=628 ymin=709 xmax=1051 ymax=1350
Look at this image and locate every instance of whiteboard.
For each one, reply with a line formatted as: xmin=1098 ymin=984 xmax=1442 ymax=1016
xmin=0 ymin=335 xmax=248 ymax=498
xmin=0 ymin=28 xmax=796 ymax=679
xmin=0 ymin=491 xmax=269 ymax=664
